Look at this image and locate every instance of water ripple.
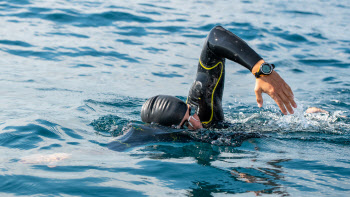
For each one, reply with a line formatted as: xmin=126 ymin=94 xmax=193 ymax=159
xmin=275 ymin=32 xmax=308 ymax=42
xmin=283 ymin=10 xmax=323 ymax=16
xmin=2 ymin=47 xmax=138 ymax=62
xmin=151 ymin=72 xmax=183 ymax=78
xmin=299 ymin=59 xmax=348 ymax=68
xmin=0 ymin=40 xmax=33 ymax=47
xmin=0 ymin=175 xmax=145 ymax=196
xmin=1 ymin=124 xmax=60 ymax=150
xmin=10 ymin=10 xmax=155 ymax=27
xmin=48 ymin=32 xmax=89 ymax=38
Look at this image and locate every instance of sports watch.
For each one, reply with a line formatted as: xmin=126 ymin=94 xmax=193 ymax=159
xmin=254 ymin=62 xmax=275 ymax=78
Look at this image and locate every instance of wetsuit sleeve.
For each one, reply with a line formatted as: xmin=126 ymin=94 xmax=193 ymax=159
xmin=205 ymin=26 xmax=262 ymax=71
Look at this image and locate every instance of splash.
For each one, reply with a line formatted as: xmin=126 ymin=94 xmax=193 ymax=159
xmin=273 ymin=103 xmax=348 ymax=134
xmin=90 ymin=115 xmax=130 ymax=137
xmin=226 ymin=102 xmax=349 ymax=134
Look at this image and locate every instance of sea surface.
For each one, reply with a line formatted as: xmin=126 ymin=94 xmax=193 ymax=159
xmin=0 ymin=0 xmax=349 ymax=196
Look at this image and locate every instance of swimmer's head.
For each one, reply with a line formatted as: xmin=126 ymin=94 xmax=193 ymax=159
xmin=141 ymin=95 xmax=188 ymax=127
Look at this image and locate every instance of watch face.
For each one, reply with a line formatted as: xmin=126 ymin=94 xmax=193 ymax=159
xmin=261 ymin=64 xmax=272 ymax=74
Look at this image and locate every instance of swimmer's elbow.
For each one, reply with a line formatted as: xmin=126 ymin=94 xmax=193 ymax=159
xmin=205 ymin=25 xmax=262 ymax=70
xmin=206 ymin=26 xmax=225 ymax=49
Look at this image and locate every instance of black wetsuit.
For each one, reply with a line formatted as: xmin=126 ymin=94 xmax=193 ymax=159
xmin=187 ymin=26 xmax=262 ymax=128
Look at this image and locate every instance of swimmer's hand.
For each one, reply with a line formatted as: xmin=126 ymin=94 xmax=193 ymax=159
xmin=254 ymin=70 xmax=297 ymax=115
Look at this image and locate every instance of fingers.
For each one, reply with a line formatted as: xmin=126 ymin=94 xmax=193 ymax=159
xmin=270 ymin=93 xmax=287 ymax=115
xmin=274 ymin=76 xmax=297 ymax=114
xmin=280 ymin=84 xmax=297 ymax=110
xmin=283 ymin=83 xmax=297 ymax=108
xmin=255 ymin=87 xmax=263 ymax=108
xmin=268 ymin=86 xmax=296 ymax=115
xmin=283 ymin=83 xmax=294 ymax=98
xmin=271 ymin=83 xmax=296 ymax=114
xmin=280 ymin=91 xmax=294 ymax=114
xmin=285 ymin=90 xmax=297 ymax=109
xmin=290 ymin=99 xmax=297 ymax=108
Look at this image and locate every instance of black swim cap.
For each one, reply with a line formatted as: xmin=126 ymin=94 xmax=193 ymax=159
xmin=141 ymin=95 xmax=188 ymax=127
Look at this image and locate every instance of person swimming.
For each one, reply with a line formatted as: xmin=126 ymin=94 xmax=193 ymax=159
xmin=141 ymin=26 xmax=297 ymax=130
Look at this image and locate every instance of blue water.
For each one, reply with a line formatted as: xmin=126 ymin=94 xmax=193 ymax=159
xmin=1 ymin=0 xmax=349 ymax=196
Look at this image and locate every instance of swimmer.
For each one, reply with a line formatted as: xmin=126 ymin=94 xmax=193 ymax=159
xmin=141 ymin=26 xmax=297 ymax=130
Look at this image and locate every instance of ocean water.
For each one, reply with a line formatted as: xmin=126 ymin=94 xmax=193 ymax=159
xmin=0 ymin=0 xmax=349 ymax=196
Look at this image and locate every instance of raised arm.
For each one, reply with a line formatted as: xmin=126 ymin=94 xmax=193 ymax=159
xmin=206 ymin=26 xmax=297 ymax=114
xmin=205 ymin=26 xmax=262 ymax=70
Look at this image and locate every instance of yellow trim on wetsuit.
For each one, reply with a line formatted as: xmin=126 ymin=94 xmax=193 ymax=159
xmin=186 ymin=60 xmax=220 ymax=104
xmin=114 ymin=140 xmax=131 ymax=147
xmin=199 ymin=59 xmax=222 ymax=70
xmin=199 ymin=60 xmax=224 ymax=125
